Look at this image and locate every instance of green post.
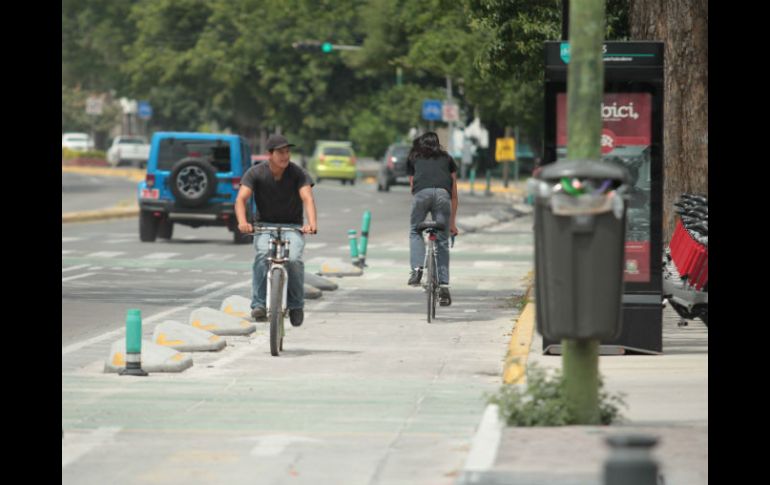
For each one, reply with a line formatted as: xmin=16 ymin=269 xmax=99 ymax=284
xmin=358 ymin=210 xmax=371 ymax=267
xmin=563 ymin=0 xmax=606 ymax=424
xmin=469 ymin=168 xmax=476 ymax=196
xmin=348 ymin=229 xmax=360 ymax=266
xmin=120 ymin=309 xmax=148 ymax=376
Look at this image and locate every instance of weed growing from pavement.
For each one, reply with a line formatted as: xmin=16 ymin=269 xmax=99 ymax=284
xmin=487 ymin=363 xmax=627 ymax=426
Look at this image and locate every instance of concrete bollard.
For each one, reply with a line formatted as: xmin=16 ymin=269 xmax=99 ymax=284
xmin=603 ymin=434 xmax=660 ymax=485
xmin=358 ymin=210 xmax=371 ymax=268
xmin=119 ymin=309 xmax=148 ymax=376
xmin=348 ymin=229 xmax=360 ymax=266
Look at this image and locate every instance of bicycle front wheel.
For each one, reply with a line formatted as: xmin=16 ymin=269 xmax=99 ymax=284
xmin=269 ymin=269 xmax=285 ymax=356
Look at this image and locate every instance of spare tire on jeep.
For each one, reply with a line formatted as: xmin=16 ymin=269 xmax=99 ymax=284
xmin=169 ymin=157 xmax=218 ymax=208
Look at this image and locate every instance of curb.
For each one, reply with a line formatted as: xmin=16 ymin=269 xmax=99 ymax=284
xmin=62 ymin=206 xmax=139 ymax=224
xmin=502 ymin=278 xmax=536 ymax=385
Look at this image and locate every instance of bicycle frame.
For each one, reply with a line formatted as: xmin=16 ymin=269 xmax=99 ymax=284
xmin=258 ymin=226 xmax=296 ymax=319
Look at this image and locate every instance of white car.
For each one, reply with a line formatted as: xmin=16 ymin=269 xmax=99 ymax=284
xmin=62 ymin=132 xmax=95 ymax=152
xmin=107 ymin=135 xmax=151 ymax=167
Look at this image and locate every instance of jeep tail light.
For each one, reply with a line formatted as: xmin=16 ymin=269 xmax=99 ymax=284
xmin=146 ymin=174 xmax=155 ymax=188
xmin=232 ymin=177 xmax=241 ymax=190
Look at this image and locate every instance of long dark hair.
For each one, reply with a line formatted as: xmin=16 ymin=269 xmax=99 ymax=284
xmin=408 ymin=131 xmax=450 ymax=162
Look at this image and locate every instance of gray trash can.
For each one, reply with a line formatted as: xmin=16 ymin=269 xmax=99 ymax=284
xmin=531 ymin=159 xmax=631 ymax=341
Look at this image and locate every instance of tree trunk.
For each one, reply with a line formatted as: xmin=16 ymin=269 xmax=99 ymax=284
xmin=629 ymin=0 xmax=708 ymax=242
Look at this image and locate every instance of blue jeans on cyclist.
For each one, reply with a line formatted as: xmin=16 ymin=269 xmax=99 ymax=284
xmin=409 ymin=188 xmax=451 ymax=304
xmin=251 ymin=223 xmax=305 ymax=314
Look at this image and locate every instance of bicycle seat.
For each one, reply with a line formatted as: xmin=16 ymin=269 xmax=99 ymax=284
xmin=417 ymin=221 xmax=445 ymax=232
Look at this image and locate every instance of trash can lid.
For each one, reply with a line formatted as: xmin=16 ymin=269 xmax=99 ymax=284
xmin=540 ymin=159 xmax=630 ymax=184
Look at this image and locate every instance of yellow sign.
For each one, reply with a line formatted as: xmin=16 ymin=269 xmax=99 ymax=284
xmin=495 ymin=137 xmax=516 ymax=162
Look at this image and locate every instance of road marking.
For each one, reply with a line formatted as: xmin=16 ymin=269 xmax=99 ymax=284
xmin=62 ymin=280 xmax=251 ymax=356
xmin=249 ymin=435 xmax=322 ymax=457
xmin=62 ymin=426 xmax=122 ymax=468
xmin=62 ymin=273 xmax=96 ymax=282
xmin=194 ymin=281 xmax=225 ymax=293
xmin=85 ymin=251 xmax=125 ymax=258
xmin=142 ymin=252 xmax=180 ymax=260
xmin=195 ymin=253 xmax=235 ymax=261
xmin=305 ymin=242 xmax=328 ymax=250
xmin=62 ymin=264 xmax=90 ymax=273
xmin=62 ymin=237 xmax=82 ymax=243
xmin=462 ymin=404 xmax=502 ymax=473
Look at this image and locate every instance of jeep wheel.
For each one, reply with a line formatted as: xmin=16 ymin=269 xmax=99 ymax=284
xmin=169 ymin=157 xmax=218 ymax=208
xmin=158 ymin=219 xmax=174 ymax=239
xmin=139 ymin=211 xmax=159 ymax=242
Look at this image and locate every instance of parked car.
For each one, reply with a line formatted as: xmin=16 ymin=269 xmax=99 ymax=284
xmin=376 ymin=142 xmax=411 ymax=191
xmin=307 ymin=141 xmax=357 ymax=185
xmin=62 ymin=132 xmax=94 ymax=152
xmin=137 ymin=132 xmax=256 ymax=244
xmin=251 ymin=153 xmax=270 ymax=166
xmin=107 ymin=135 xmax=151 ymax=168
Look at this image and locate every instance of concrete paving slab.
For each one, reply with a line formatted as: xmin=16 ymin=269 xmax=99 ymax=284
xmin=188 ymin=307 xmax=257 ymax=336
xmin=152 ymin=320 xmax=227 ymax=352
xmin=103 ymin=339 xmax=193 ymax=373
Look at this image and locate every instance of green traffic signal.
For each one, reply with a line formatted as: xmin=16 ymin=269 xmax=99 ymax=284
xmin=322 ymin=42 xmax=333 ymax=53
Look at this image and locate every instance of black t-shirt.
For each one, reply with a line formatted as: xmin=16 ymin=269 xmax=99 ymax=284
xmin=241 ymin=162 xmax=313 ymax=224
xmin=406 ymin=155 xmax=457 ymax=195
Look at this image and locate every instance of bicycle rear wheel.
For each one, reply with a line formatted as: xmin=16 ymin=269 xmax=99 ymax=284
xmin=269 ymin=269 xmax=285 ymax=356
xmin=426 ymin=245 xmax=435 ymax=323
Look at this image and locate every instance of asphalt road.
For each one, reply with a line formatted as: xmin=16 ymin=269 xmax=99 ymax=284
xmin=62 ymin=171 xmax=138 ymax=213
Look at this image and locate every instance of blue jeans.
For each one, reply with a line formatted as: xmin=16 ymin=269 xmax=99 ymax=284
xmin=251 ymin=224 xmax=305 ymax=310
xmin=410 ymin=188 xmax=451 ymax=284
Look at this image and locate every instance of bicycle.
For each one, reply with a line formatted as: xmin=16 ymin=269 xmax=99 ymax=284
xmin=416 ymin=221 xmax=454 ymax=323
xmin=251 ymin=225 xmax=307 ymax=356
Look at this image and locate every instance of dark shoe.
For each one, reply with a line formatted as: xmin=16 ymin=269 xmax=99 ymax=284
xmin=439 ymin=286 xmax=452 ymax=306
xmin=251 ymin=307 xmax=267 ymax=321
xmin=289 ymin=308 xmax=304 ymax=327
xmin=408 ymin=268 xmax=423 ymax=286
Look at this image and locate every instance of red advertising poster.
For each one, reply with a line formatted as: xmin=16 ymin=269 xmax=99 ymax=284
xmin=556 ymin=93 xmax=652 ymax=282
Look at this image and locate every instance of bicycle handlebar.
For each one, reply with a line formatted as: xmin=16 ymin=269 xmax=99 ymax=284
xmin=247 ymin=225 xmax=314 ymax=236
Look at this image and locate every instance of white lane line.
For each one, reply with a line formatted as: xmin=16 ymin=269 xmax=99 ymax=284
xmin=84 ymin=251 xmax=125 ymax=258
xmin=142 ymin=252 xmax=180 ymax=260
xmin=194 ymin=281 xmax=225 ymax=293
xmin=249 ymin=435 xmax=322 ymax=457
xmin=62 ymin=264 xmax=90 ymax=273
xmin=62 ymin=273 xmax=96 ymax=283
xmin=62 ymin=237 xmax=83 ymax=243
xmin=61 ymin=280 xmax=251 ymax=356
xmin=62 ymin=426 xmax=122 ymax=468
xmin=195 ymin=253 xmax=235 ymax=261
xmin=463 ymin=404 xmax=503 ymax=472
xmin=305 ymin=242 xmax=328 ymax=250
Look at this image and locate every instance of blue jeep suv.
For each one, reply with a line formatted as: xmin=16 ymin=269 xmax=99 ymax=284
xmin=137 ymin=132 xmax=256 ymax=244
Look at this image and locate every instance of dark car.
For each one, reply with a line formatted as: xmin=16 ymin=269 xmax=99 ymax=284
xmin=376 ymin=143 xmax=410 ymax=191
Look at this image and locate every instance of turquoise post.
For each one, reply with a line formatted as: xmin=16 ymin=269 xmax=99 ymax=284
xmin=358 ymin=210 xmax=372 ymax=268
xmin=120 ymin=309 xmax=148 ymax=376
xmin=348 ymin=229 xmax=360 ymax=266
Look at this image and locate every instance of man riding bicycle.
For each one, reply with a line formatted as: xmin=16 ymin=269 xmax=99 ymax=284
xmin=406 ymin=132 xmax=459 ymax=306
xmin=235 ymin=134 xmax=318 ymax=326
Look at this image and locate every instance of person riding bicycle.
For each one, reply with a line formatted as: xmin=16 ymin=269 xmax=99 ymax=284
xmin=235 ymin=134 xmax=318 ymax=327
xmin=406 ymin=132 xmax=459 ymax=306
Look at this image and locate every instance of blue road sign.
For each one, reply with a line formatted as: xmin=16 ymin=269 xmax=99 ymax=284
xmin=422 ymin=100 xmax=443 ymax=121
xmin=138 ymin=101 xmax=153 ymax=120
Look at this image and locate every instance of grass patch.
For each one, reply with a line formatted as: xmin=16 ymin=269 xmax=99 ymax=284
xmin=488 ymin=363 xmax=626 ymax=426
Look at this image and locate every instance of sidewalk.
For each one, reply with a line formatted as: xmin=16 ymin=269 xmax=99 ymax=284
xmin=458 ymin=295 xmax=708 ymax=484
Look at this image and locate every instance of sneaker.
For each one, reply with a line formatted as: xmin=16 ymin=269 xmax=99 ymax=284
xmin=289 ymin=308 xmax=304 ymax=327
xmin=408 ymin=268 xmax=423 ymax=286
xmin=439 ymin=286 xmax=452 ymax=306
xmin=251 ymin=307 xmax=267 ymax=321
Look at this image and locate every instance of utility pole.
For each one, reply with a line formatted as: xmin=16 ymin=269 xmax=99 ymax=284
xmin=563 ymin=0 xmax=605 ymax=425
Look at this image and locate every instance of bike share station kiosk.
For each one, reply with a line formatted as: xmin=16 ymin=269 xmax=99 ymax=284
xmin=539 ymin=41 xmax=665 ymax=355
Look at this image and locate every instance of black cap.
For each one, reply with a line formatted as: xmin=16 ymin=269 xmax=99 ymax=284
xmin=266 ymin=134 xmax=296 ymax=151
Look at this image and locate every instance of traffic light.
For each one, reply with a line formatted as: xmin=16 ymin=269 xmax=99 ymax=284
xmin=292 ymin=40 xmax=321 ymax=51
xmin=292 ymin=40 xmax=335 ymax=53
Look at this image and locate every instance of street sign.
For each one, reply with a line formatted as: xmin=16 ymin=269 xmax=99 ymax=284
xmin=495 ymin=137 xmax=516 ymax=162
xmin=442 ymin=102 xmax=459 ymax=122
xmin=138 ymin=101 xmax=153 ymax=120
xmin=85 ymin=96 xmax=103 ymax=115
xmin=422 ymin=100 xmax=443 ymax=121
